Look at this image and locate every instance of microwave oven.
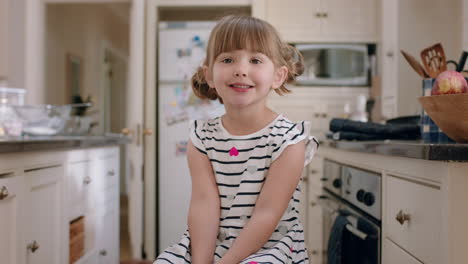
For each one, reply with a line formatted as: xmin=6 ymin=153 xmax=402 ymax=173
xmin=295 ymin=44 xmax=373 ymax=86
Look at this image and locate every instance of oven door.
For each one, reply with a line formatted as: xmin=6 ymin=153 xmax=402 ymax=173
xmin=320 ymin=190 xmax=381 ymax=264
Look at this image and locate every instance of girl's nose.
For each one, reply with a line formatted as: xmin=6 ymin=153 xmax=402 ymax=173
xmin=234 ymin=72 xmax=247 ymax=77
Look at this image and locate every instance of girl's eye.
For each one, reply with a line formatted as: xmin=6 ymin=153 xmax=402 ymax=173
xmin=221 ymin=58 xmax=233 ymax=63
xmin=251 ymin=58 xmax=262 ymax=64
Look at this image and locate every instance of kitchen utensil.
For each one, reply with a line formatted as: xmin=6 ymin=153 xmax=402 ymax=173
xmin=420 ymin=43 xmax=447 ymax=78
xmin=400 ymin=50 xmax=430 ymax=78
xmin=418 ymin=93 xmax=468 ymax=143
xmin=456 ymin=51 xmax=468 ymax=72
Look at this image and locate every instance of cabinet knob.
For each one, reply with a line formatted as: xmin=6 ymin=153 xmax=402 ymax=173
xmin=310 ymin=169 xmax=318 ymax=174
xmin=107 ymin=170 xmax=115 ymax=177
xmin=121 ymin=128 xmax=134 ymax=135
xmin=315 ymin=12 xmax=322 ymax=18
xmin=302 ymin=177 xmax=308 ymax=183
xmin=100 ymin=249 xmax=107 ymax=256
xmin=321 ymin=113 xmax=328 ymax=118
xmin=310 ymin=201 xmax=317 ymax=207
xmin=0 ymin=186 xmax=9 ymax=200
xmin=386 ymin=51 xmax=394 ymax=58
xmin=143 ymin=129 xmax=153 ymax=136
xmin=27 ymin=240 xmax=40 ymax=253
xmin=314 ymin=113 xmax=320 ymax=118
xmin=322 ymin=12 xmax=328 ymax=18
xmin=395 ymin=210 xmax=411 ymax=225
xmin=83 ymin=176 xmax=92 ymax=185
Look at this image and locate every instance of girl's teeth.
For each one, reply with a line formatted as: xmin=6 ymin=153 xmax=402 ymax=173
xmin=232 ymin=85 xmax=251 ymax=88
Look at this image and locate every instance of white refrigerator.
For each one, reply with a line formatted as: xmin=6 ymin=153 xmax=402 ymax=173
xmin=157 ymin=21 xmax=224 ymax=252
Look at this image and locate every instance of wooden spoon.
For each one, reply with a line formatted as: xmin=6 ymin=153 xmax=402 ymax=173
xmin=400 ymin=50 xmax=430 ymax=78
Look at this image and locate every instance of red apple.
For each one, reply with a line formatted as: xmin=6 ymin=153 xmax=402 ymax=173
xmin=432 ymin=70 xmax=468 ymax=95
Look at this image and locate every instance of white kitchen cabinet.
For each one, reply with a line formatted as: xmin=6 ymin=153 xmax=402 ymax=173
xmin=383 ymin=238 xmax=423 ymax=264
xmin=259 ymin=0 xmax=378 ymax=43
xmin=0 ymin=172 xmax=24 ymax=264
xmin=0 ymin=0 xmax=8 ymax=80
xmin=67 ymin=160 xmax=93 ymax=221
xmin=385 ymin=174 xmax=441 ymax=263
xmin=96 ymin=200 xmax=119 ymax=264
xmin=24 ymin=165 xmax=64 ymax=264
xmin=0 ymin=145 xmax=121 ymax=264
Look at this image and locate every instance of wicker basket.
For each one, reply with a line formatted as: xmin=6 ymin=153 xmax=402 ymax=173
xmin=69 ymin=216 xmax=85 ymax=264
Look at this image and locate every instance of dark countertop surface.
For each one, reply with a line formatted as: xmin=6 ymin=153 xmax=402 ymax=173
xmin=324 ymin=140 xmax=468 ymax=162
xmin=0 ymin=134 xmax=130 ymax=153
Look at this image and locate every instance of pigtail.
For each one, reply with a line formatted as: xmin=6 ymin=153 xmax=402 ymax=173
xmin=274 ymin=44 xmax=304 ymax=95
xmin=191 ymin=66 xmax=221 ymax=102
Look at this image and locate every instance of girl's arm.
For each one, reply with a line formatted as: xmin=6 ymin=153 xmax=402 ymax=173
xmin=187 ymin=140 xmax=220 ymax=264
xmin=217 ymin=140 xmax=306 ymax=264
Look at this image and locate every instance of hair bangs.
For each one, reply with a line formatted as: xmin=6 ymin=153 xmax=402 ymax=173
xmin=209 ymin=16 xmax=277 ymax=64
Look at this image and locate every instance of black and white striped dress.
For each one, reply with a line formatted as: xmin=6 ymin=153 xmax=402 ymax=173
xmin=155 ymin=114 xmax=319 ymax=264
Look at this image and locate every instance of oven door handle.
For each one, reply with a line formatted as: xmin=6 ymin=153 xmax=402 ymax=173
xmin=345 ymin=224 xmax=368 ymax=240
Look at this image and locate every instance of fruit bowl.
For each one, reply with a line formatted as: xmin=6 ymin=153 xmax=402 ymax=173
xmin=418 ymin=93 xmax=468 ymax=143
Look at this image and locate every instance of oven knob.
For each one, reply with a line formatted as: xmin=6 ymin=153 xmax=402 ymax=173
xmin=363 ymin=192 xmax=375 ymax=206
xmin=356 ymin=189 xmax=365 ymax=202
xmin=332 ymin=178 xmax=342 ymax=188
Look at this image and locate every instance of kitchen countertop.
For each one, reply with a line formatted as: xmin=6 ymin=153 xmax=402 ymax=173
xmin=0 ymin=134 xmax=130 ymax=153
xmin=324 ymin=140 xmax=468 ymax=162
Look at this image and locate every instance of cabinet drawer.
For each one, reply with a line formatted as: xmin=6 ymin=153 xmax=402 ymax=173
xmin=385 ymin=175 xmax=441 ymax=263
xmin=95 ymin=156 xmax=118 ymax=192
xmin=383 ymin=238 xmax=423 ymax=264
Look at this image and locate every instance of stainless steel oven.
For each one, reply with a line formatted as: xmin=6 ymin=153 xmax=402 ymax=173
xmin=319 ymin=160 xmax=381 ymax=264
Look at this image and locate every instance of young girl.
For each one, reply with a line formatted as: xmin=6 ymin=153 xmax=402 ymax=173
xmin=155 ymin=15 xmax=319 ymax=264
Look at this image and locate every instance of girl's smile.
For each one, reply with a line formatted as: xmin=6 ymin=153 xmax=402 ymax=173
xmin=229 ymin=82 xmax=254 ymax=92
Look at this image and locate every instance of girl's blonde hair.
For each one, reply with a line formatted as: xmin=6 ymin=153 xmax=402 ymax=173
xmin=191 ymin=15 xmax=304 ymax=102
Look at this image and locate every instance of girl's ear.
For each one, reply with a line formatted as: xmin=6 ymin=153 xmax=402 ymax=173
xmin=272 ymin=66 xmax=288 ymax=89
xmin=203 ymin=65 xmax=215 ymax=88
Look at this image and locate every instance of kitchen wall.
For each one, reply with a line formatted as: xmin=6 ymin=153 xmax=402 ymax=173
xmin=464 ymin=0 xmax=468 ymax=55
xmin=397 ymin=0 xmax=462 ymax=117
xmin=45 ymin=3 xmax=129 ymax=108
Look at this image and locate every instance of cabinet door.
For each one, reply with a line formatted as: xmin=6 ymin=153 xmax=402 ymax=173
xmin=96 ymin=203 xmax=119 ymax=264
xmin=24 ymin=166 xmax=63 ymax=264
xmin=0 ymin=174 xmax=24 ymax=264
xmin=321 ymin=0 xmax=378 ymax=42
xmin=67 ymin=161 xmax=92 ymax=220
xmin=264 ymin=0 xmax=321 ymax=42
xmin=382 ymin=239 xmax=423 ymax=264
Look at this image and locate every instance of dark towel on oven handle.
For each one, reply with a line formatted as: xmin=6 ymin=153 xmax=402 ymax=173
xmin=327 ymin=213 xmax=350 ymax=264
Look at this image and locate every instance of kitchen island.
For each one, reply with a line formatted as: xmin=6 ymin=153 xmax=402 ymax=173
xmin=0 ymin=135 xmax=128 ymax=264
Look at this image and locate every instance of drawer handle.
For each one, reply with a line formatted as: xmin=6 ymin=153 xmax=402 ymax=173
xmin=107 ymin=170 xmax=115 ymax=177
xmin=0 ymin=186 xmax=9 ymax=200
xmin=396 ymin=210 xmax=411 ymax=225
xmin=83 ymin=176 xmax=92 ymax=185
xmin=27 ymin=240 xmax=40 ymax=253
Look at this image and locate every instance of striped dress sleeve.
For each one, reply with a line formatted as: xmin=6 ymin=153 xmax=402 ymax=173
xmin=271 ymin=121 xmax=319 ymax=166
xmin=189 ymin=120 xmax=207 ymax=154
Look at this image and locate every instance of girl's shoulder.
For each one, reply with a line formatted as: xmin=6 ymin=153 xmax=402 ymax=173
xmin=270 ymin=115 xmax=319 ymax=166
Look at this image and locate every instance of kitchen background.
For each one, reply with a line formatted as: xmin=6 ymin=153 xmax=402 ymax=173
xmin=1 ymin=0 xmax=468 ymax=264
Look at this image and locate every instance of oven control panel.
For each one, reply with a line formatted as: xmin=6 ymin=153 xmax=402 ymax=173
xmin=341 ymin=166 xmax=381 ymax=220
xmin=323 ymin=159 xmax=343 ymax=196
